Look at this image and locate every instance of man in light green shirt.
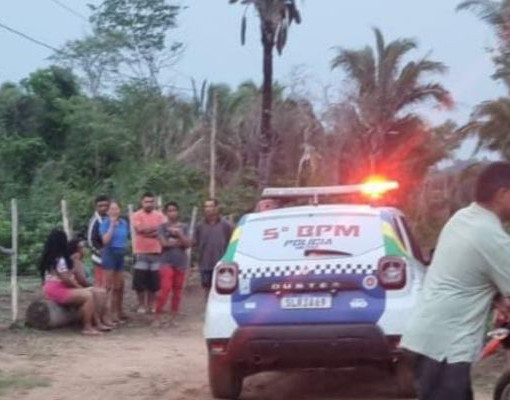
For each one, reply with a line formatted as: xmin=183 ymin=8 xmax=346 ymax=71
xmin=401 ymin=162 xmax=510 ymax=400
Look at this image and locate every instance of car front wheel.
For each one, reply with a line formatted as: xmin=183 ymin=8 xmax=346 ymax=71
xmin=208 ymin=354 xmax=243 ymax=400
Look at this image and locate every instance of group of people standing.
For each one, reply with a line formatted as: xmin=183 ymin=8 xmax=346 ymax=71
xmin=38 ymin=191 xmax=233 ymax=335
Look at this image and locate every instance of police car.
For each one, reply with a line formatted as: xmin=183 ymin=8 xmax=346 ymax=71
xmin=204 ymin=180 xmax=427 ymax=399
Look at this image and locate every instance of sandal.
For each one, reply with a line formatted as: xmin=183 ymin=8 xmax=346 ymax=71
xmin=82 ymin=329 xmax=103 ymax=336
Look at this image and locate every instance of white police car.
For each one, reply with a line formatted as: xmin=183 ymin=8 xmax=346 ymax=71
xmin=204 ymin=181 xmax=427 ymax=399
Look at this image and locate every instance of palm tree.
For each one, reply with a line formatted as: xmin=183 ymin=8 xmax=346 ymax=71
xmin=457 ymin=1 xmax=510 ymax=161
xmin=457 ymin=0 xmax=510 ymax=87
xmin=330 ymin=28 xmax=452 ymax=177
xmin=463 ymin=97 xmax=510 ymax=158
xmin=457 ymin=1 xmax=510 ymax=43
xmin=229 ymin=0 xmax=301 ymax=187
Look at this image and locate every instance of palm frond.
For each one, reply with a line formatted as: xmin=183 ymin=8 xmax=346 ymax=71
xmin=468 ymin=97 xmax=510 ymax=154
xmin=374 ymin=28 xmax=417 ymax=88
xmin=331 ymin=47 xmax=376 ymax=93
xmin=457 ymin=0 xmax=505 ymax=27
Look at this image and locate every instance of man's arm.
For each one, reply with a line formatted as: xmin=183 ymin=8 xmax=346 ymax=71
xmin=132 ymin=213 xmax=159 ymax=238
xmin=483 ymin=229 xmax=510 ymax=296
xmin=87 ymin=218 xmax=102 ymax=256
xmin=173 ymin=224 xmax=191 ymax=249
xmin=158 ymin=224 xmax=175 ymax=247
xmin=224 ymin=221 xmax=234 ymax=243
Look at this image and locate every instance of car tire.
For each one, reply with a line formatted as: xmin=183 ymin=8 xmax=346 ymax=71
xmin=208 ymin=354 xmax=243 ymax=400
xmin=394 ymin=356 xmax=417 ymax=399
xmin=494 ymin=370 xmax=510 ymax=400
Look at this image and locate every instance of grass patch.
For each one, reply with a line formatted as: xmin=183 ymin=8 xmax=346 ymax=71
xmin=0 ymin=371 xmax=50 ymax=395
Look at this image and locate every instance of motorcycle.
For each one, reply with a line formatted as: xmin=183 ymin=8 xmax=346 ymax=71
xmin=480 ymin=326 xmax=510 ymax=400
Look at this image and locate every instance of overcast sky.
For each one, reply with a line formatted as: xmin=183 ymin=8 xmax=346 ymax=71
xmin=0 ymin=0 xmax=505 ymax=160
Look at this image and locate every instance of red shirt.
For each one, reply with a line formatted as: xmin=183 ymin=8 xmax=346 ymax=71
xmin=131 ymin=209 xmax=166 ymax=254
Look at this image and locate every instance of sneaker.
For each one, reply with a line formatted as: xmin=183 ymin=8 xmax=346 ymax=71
xmin=136 ymin=307 xmax=147 ymax=314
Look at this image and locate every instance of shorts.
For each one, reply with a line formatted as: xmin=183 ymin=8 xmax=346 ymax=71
xmin=43 ymin=280 xmax=72 ymax=304
xmin=132 ymin=269 xmax=160 ymax=293
xmin=200 ymin=270 xmax=214 ymax=289
xmin=134 ymin=253 xmax=160 ymax=271
xmin=102 ymin=247 xmax=126 ymax=271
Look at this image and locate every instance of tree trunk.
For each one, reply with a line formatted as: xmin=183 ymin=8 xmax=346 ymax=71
xmin=258 ymin=22 xmax=275 ymax=188
xmin=25 ymin=299 xmax=80 ymax=330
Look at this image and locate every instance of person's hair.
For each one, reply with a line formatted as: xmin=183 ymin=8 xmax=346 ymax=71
xmin=164 ymin=201 xmax=179 ymax=211
xmin=109 ymin=200 xmax=121 ymax=210
xmin=95 ymin=195 xmax=110 ymax=204
xmin=205 ymin=198 xmax=219 ymax=207
xmin=68 ymin=238 xmax=82 ymax=256
xmin=475 ymin=162 xmax=510 ymax=203
xmin=141 ymin=191 xmax=155 ymax=200
xmin=38 ymin=229 xmax=72 ymax=282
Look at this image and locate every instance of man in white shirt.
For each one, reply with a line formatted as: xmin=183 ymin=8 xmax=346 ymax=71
xmin=401 ymin=162 xmax=510 ymax=399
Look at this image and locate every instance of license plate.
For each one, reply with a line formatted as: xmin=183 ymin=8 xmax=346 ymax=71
xmin=281 ymin=295 xmax=332 ymax=309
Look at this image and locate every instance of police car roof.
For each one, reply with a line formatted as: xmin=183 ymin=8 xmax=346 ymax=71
xmin=250 ymin=204 xmax=402 ymax=218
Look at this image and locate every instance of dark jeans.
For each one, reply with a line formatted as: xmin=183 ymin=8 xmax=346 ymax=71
xmin=413 ymin=352 xmax=473 ymax=400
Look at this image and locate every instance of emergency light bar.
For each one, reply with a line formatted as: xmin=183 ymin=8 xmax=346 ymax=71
xmin=262 ymin=181 xmax=399 ymax=199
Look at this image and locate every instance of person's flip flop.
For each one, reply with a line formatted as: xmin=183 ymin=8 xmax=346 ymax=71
xmin=82 ymin=329 xmax=103 ymax=336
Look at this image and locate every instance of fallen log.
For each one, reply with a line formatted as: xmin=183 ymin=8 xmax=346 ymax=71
xmin=25 ymin=299 xmax=80 ymax=330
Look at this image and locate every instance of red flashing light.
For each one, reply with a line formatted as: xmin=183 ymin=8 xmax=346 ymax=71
xmin=360 ymin=177 xmax=399 ymax=199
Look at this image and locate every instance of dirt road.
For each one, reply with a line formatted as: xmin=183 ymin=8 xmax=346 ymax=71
xmin=0 ymin=283 xmax=501 ymax=400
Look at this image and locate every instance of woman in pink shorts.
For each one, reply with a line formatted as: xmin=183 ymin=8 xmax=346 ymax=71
xmin=39 ymin=229 xmax=101 ymax=335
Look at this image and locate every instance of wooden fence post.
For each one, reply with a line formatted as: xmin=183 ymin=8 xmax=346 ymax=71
xmin=187 ymin=206 xmax=198 ymax=264
xmin=185 ymin=206 xmax=198 ymax=288
xmin=11 ymin=199 xmax=18 ymax=324
xmin=61 ymin=199 xmax=72 ymax=238
xmin=128 ymin=204 xmax=136 ymax=250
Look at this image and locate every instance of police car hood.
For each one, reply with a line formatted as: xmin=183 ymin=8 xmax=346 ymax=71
xmin=225 ymin=205 xmax=385 ymax=273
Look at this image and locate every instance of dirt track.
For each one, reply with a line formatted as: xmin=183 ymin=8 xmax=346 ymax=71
xmin=0 ymin=282 xmax=501 ymax=400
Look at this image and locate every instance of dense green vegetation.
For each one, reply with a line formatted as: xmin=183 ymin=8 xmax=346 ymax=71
xmin=1 ymin=0 xmax=510 ymax=274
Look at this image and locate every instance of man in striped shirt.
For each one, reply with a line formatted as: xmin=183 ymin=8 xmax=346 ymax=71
xmin=87 ymin=195 xmax=110 ymax=287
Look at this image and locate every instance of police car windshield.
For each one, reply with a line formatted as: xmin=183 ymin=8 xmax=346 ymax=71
xmin=236 ymin=210 xmax=384 ymax=261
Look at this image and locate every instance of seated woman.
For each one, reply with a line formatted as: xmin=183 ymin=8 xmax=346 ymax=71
xmin=68 ymin=239 xmax=114 ymax=330
xmin=39 ymin=229 xmax=101 ymax=335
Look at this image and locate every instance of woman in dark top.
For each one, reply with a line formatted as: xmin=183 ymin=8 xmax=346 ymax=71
xmin=39 ymin=229 xmax=101 ymax=335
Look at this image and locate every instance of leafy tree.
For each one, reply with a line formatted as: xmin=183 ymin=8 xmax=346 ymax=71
xmin=89 ymin=0 xmax=183 ymax=86
xmin=21 ymin=67 xmax=80 ymax=152
xmin=0 ymin=83 xmax=42 ymax=137
xmin=60 ymin=96 xmax=130 ymax=182
xmin=53 ymin=32 xmax=124 ymax=97
xmin=230 ymin=0 xmax=301 ymax=187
